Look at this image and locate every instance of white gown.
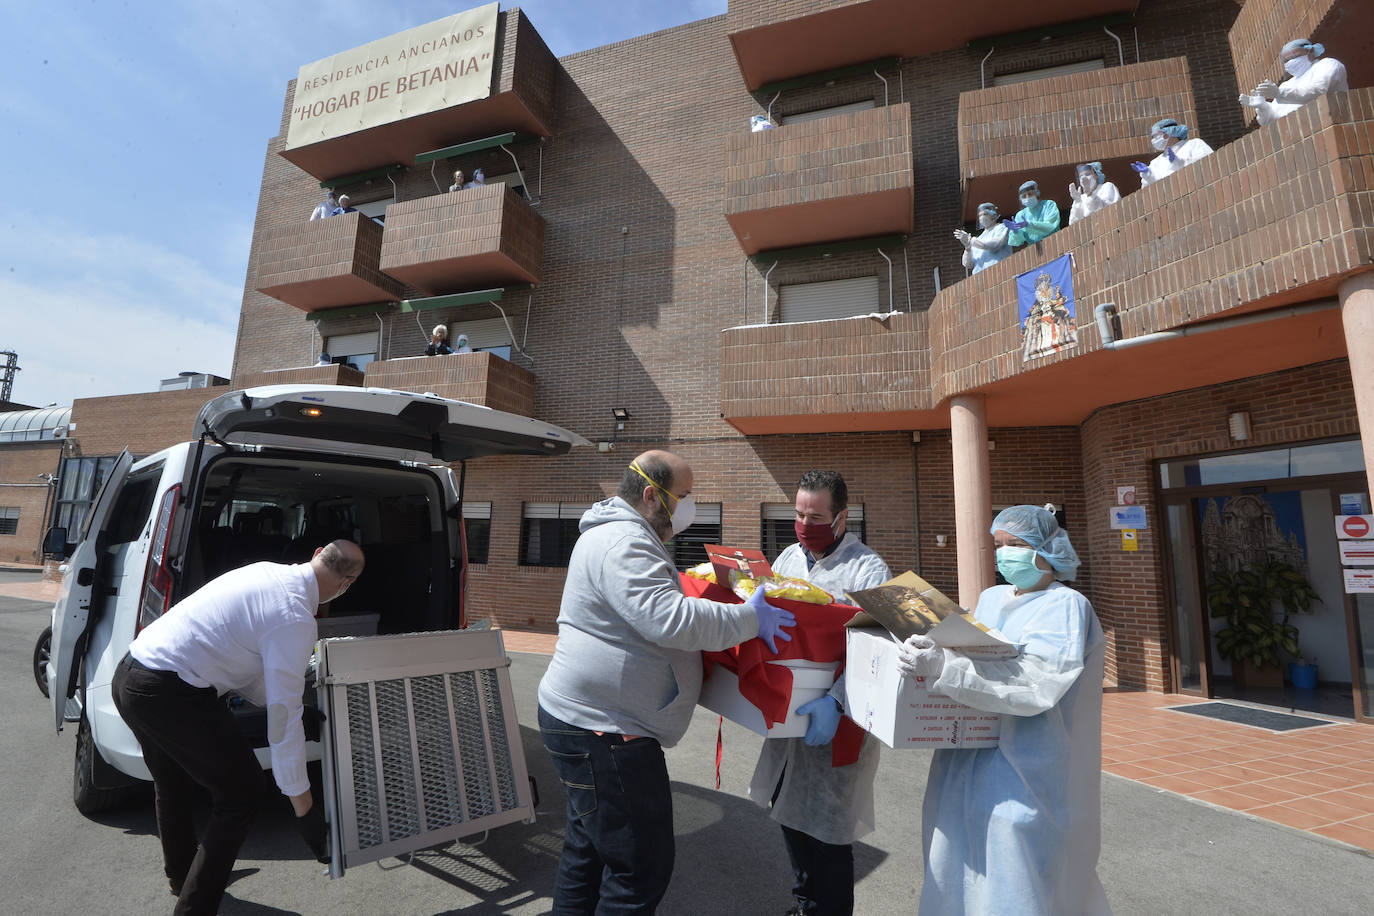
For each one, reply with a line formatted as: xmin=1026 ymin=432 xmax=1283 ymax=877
xmin=919 ymin=582 xmax=1111 ymax=916
xmin=747 ymin=532 xmax=890 ymax=845
xmin=1248 ymin=57 xmax=1348 ymax=125
xmin=1140 ymin=137 xmax=1214 ymax=187
xmin=1067 ymin=182 xmax=1120 ymax=225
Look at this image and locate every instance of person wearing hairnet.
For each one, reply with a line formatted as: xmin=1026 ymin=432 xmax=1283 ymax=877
xmin=1130 ymin=119 xmax=1213 ymax=187
xmin=1240 ymin=39 xmax=1347 ymax=125
xmin=954 ymin=203 xmax=1013 ymax=275
xmin=750 ymin=470 xmax=890 ymax=916
xmin=1067 ymin=162 xmax=1120 ymax=226
xmin=898 ymin=505 xmax=1110 ymax=916
xmin=1002 ymin=181 xmax=1061 ymax=247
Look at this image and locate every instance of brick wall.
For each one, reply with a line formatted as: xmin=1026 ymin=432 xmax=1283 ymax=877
xmin=1079 ymin=358 xmax=1359 ymax=689
xmin=1228 ymin=0 xmax=1334 ymax=124
xmin=254 ymin=211 xmax=403 ymax=311
xmin=0 ymin=443 xmax=63 ymax=564
xmin=234 ymin=364 xmax=365 ymax=389
xmin=70 ymin=387 xmax=229 ymax=457
xmin=362 ymin=352 xmax=535 ymax=415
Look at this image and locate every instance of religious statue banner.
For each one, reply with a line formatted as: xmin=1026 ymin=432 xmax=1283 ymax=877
xmin=1016 ymin=254 xmax=1078 ymax=362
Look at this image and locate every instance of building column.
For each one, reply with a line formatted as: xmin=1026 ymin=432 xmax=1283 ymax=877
xmin=951 ymin=394 xmax=994 ymax=607
xmin=1341 ymin=273 xmax=1374 ymax=496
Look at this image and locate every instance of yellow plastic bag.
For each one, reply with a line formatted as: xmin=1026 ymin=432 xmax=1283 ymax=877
xmin=685 ymin=562 xmax=717 ymax=583
xmin=729 ymin=571 xmax=832 ymax=605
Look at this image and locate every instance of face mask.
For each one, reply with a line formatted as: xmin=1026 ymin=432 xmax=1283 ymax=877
xmin=978 ymin=212 xmax=997 ymax=229
xmin=1284 ymin=56 xmax=1312 ymax=78
xmin=1079 ymin=173 xmax=1098 ymax=193
xmin=1020 ymin=195 xmax=1037 ymax=207
xmin=795 ymin=517 xmax=840 ymax=555
xmin=996 ymin=545 xmax=1046 ymax=590
xmin=631 ymin=462 xmax=695 ymax=536
xmin=1151 ymin=134 xmax=1169 ymax=151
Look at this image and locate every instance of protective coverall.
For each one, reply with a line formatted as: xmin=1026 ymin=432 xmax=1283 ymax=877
xmin=1007 ymin=198 xmax=1061 ymax=247
xmin=919 ymin=582 xmax=1111 ymax=916
xmin=962 ymin=223 xmax=1013 ymax=275
xmin=1140 ymin=137 xmax=1214 ymax=187
xmin=1067 ymin=181 xmax=1121 ymax=226
xmin=1248 ymin=57 xmax=1348 ymax=125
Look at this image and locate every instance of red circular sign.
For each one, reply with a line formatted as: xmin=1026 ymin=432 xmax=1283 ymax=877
xmin=1344 ymin=516 xmax=1371 ymax=538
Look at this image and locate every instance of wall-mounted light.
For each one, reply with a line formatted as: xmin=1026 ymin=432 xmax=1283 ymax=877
xmin=612 ymin=407 xmax=631 ymax=432
xmin=1227 ymin=410 xmax=1251 ymax=442
xmin=935 ymin=534 xmax=948 ymax=548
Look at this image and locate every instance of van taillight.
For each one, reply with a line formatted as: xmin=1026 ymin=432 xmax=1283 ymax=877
xmin=136 ymin=485 xmax=180 ymax=634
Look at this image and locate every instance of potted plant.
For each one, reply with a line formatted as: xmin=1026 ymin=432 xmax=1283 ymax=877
xmin=1207 ymin=559 xmax=1320 ymax=689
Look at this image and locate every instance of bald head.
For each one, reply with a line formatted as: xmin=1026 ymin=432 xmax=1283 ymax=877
xmin=311 ymin=539 xmax=364 ymax=606
xmin=618 ymin=450 xmax=693 ymax=541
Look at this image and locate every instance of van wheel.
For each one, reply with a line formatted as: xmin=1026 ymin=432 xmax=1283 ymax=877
xmin=73 ymin=716 xmax=138 ymax=815
xmin=34 ymin=626 xmax=51 ymax=697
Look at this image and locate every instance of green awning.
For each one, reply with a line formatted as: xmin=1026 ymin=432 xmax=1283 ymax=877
xmin=756 ymin=57 xmax=902 ymax=96
xmin=317 ymin=164 xmax=406 ymax=190
xmin=302 ymin=301 xmax=396 ymax=322
xmin=398 ymin=289 xmax=507 ymax=313
xmin=750 ymin=234 xmax=907 ymax=268
xmin=414 ymin=132 xmax=532 ymax=166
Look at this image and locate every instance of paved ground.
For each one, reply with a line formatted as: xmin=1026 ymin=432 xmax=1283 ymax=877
xmin=4 ymin=582 xmax=1372 ymax=914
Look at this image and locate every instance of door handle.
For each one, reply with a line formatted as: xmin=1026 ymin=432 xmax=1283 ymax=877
xmin=77 ymin=567 xmax=95 ymax=587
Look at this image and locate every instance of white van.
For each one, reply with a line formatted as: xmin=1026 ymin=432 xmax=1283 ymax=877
xmin=46 ymin=385 xmax=587 ymax=815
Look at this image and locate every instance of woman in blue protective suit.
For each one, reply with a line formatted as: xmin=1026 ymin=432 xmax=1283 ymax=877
xmin=897 ymin=505 xmax=1111 ymax=916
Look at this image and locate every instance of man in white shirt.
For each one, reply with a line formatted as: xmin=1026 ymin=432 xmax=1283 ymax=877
xmin=112 ymin=539 xmax=364 ymax=916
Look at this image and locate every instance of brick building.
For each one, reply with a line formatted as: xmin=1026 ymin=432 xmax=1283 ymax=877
xmin=216 ymin=0 xmax=1373 ymax=720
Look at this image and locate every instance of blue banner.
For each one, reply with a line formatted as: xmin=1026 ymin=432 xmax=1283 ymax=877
xmin=1017 ymin=254 xmax=1078 ymax=361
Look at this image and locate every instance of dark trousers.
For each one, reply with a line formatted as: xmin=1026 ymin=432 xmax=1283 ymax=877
xmin=538 ymin=706 xmax=675 ymax=915
xmin=113 ymin=655 xmax=265 ymax=916
xmin=781 ymin=824 xmax=855 ymax=916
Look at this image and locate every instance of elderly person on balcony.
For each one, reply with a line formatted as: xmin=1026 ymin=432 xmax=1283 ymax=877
xmin=1240 ymin=39 xmax=1348 ymax=125
xmin=955 ymin=203 xmax=1013 ymax=275
xmin=449 ymin=169 xmax=466 ymax=192
xmin=425 ymin=325 xmax=454 ymax=356
xmin=1003 ymin=181 xmax=1061 ymax=247
xmin=1067 ymin=163 xmax=1120 ymax=226
xmin=1130 ymin=118 xmax=1214 ymax=188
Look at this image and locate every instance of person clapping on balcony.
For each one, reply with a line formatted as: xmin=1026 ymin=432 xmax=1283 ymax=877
xmin=1067 ymin=162 xmax=1120 ymax=225
xmin=449 ymin=169 xmax=466 ymax=192
xmin=425 ymin=325 xmax=454 ymax=356
xmin=1002 ymin=181 xmax=1061 ymax=247
xmin=954 ymin=202 xmax=1013 ymax=275
xmin=1240 ymin=39 xmax=1347 ymax=126
xmin=1130 ymin=118 xmax=1214 ymax=188
xmin=308 ymin=190 xmax=335 ymax=221
xmin=328 ymin=194 xmax=356 ymax=216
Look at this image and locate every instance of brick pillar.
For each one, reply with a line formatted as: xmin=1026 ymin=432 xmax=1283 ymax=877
xmin=1340 ymin=272 xmax=1374 ymax=496
xmin=951 ymin=394 xmax=994 ymax=607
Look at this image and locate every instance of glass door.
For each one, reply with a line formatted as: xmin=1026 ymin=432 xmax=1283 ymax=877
xmin=1163 ymin=503 xmax=1208 ymax=694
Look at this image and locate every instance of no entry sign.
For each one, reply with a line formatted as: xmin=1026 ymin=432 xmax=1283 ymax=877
xmin=1336 ymin=515 xmax=1374 ymax=539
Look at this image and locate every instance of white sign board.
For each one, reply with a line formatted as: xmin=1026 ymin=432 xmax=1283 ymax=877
xmin=1344 ymin=567 xmax=1374 ymax=594
xmin=1335 ymin=515 xmax=1374 ymax=540
xmin=1109 ymin=505 xmax=1147 ymax=530
xmin=1116 ymin=486 xmax=1136 ymax=505
xmin=287 ymin=3 xmax=499 ymax=150
xmin=1339 ymin=540 xmax=1374 ymax=566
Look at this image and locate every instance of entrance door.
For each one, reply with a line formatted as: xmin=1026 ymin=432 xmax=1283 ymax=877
xmin=1157 ymin=439 xmax=1367 ymax=719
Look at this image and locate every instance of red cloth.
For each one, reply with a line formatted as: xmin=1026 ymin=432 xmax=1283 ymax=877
xmin=685 ymin=574 xmax=865 ymax=767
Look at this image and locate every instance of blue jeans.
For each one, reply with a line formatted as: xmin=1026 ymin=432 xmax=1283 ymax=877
xmin=538 ymin=706 xmax=675 ymax=915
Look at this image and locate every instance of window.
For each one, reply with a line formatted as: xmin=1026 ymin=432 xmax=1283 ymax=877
xmin=353 ymin=196 xmax=393 ymax=224
xmin=992 ymin=59 xmax=1104 ymax=87
xmin=778 ymin=276 xmax=881 ymax=323
xmin=445 ymin=316 xmax=515 ymax=358
xmin=779 ymin=99 xmax=876 ymax=125
xmin=484 ymin=172 xmax=526 ymax=199
xmin=761 ymin=503 xmax=866 ymax=558
xmin=463 ymin=501 xmax=492 ymax=565
xmin=665 ymin=503 xmax=722 ymax=570
xmin=324 ymin=331 xmax=378 ymax=371
xmin=0 ymin=507 xmax=18 ymax=536
xmin=52 ymin=455 xmax=120 ymax=538
xmin=520 ymin=502 xmax=592 ymax=567
xmin=1158 ymin=439 xmax=1366 ymax=488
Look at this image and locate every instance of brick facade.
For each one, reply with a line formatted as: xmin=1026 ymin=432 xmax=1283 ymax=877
xmin=362 ymin=352 xmax=535 ymax=415
xmin=254 ymin=211 xmax=403 ymax=312
xmin=69 ymin=387 xmax=229 ymax=458
xmin=0 ymin=442 xmax=63 ymax=564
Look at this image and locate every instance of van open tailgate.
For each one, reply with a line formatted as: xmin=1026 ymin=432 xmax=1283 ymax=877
xmin=314 ymin=629 xmax=534 ymax=877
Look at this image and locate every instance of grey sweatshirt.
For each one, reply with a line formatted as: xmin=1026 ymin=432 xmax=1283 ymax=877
xmin=537 ymin=497 xmax=759 ymax=747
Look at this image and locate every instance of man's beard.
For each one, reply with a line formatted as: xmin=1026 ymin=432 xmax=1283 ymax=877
xmin=648 ymin=501 xmax=674 ymax=542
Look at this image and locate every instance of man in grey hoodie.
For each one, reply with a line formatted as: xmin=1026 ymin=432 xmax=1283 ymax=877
xmin=537 ymin=449 xmax=796 ymax=914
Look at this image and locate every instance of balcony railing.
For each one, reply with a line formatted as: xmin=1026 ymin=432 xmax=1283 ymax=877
xmin=724 ymin=102 xmax=912 ymax=255
xmin=253 ymin=212 xmax=404 ymax=313
xmin=727 ymin=0 xmax=1138 ymax=91
xmin=956 ymin=57 xmax=1196 ymax=222
xmin=378 ymin=184 xmax=545 ymax=295
xmin=362 ymin=352 xmax=535 ymax=417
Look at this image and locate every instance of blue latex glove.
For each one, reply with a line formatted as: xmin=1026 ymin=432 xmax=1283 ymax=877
xmin=1001 ymin=218 xmax=1026 ymax=231
xmin=747 ymin=586 xmax=795 ymax=653
xmin=1166 ymin=146 xmax=1179 ymax=163
xmin=1130 ymin=160 xmax=1149 ymax=173
xmin=797 ymin=695 xmax=842 ymax=746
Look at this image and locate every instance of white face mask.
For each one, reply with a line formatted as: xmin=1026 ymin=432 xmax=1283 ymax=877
xmin=669 ymin=494 xmax=696 ymax=535
xmin=1151 ymin=134 xmax=1169 ymax=151
xmin=978 ymin=212 xmax=997 ymax=229
xmin=1284 ymin=56 xmax=1313 ymax=78
xmin=1079 ymin=172 xmax=1098 ymax=193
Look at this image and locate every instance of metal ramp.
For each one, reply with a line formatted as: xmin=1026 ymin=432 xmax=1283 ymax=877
xmin=316 ymin=629 xmax=534 ymax=877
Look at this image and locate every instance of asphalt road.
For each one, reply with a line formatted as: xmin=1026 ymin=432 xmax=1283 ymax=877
xmin=3 ymin=590 xmax=1371 ymax=915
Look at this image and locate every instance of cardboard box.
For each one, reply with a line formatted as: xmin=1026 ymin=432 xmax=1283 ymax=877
xmin=845 ymin=571 xmax=1019 ymax=659
xmin=699 ymin=659 xmax=839 ymax=738
xmin=843 ymin=626 xmax=1001 ymax=750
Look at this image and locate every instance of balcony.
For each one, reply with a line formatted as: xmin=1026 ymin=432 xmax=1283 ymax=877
xmin=1230 ymin=0 xmax=1373 ymax=125
xmin=362 ymin=352 xmax=535 ymax=416
xmin=956 ymin=57 xmax=1196 ymax=221
xmin=720 ymin=310 xmax=937 ymax=434
xmin=253 ymin=212 xmax=404 ymax=313
xmin=724 ymin=102 xmax=912 ymax=255
xmin=378 ymin=184 xmax=545 ymax=295
xmin=928 ymin=89 xmax=1374 ymax=427
xmin=234 ymin=364 xmax=366 ymax=389
xmin=280 ymin=9 xmax=555 ymax=181
xmin=727 ymin=0 xmax=1139 ymax=90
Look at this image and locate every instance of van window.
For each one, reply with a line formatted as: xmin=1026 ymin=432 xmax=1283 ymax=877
xmin=106 ymin=472 xmax=162 ymax=546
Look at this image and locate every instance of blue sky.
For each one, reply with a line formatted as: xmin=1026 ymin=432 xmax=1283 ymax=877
xmin=0 ymin=0 xmax=725 ymax=408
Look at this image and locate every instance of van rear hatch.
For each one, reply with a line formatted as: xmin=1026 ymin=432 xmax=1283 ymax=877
xmin=197 ymin=385 xmax=589 ymax=463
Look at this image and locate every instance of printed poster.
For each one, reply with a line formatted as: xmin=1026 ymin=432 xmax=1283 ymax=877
xmin=1017 ymin=254 xmax=1078 ymax=361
